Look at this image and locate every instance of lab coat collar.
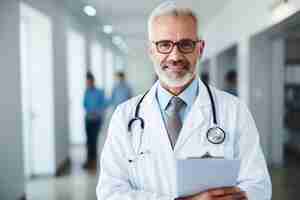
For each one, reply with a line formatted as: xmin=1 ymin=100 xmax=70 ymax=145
xmin=152 ymin=77 xmax=211 ymax=108
xmin=156 ymin=78 xmax=199 ymax=111
xmin=141 ymin=78 xmax=213 ymax=153
xmin=193 ymin=78 xmax=211 ymax=108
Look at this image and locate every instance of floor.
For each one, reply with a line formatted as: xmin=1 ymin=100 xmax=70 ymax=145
xmin=26 ymin=110 xmax=112 ymax=200
xmin=26 ymin=146 xmax=98 ymax=200
xmin=270 ymin=154 xmax=300 ymax=200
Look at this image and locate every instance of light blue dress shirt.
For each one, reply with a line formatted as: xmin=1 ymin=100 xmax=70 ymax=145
xmin=84 ymin=87 xmax=107 ymax=119
xmin=156 ymin=78 xmax=199 ymax=124
xmin=110 ymin=81 xmax=133 ymax=109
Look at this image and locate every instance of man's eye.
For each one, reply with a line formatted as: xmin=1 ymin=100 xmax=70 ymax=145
xmin=158 ymin=42 xmax=172 ymax=49
xmin=180 ymin=40 xmax=194 ymax=49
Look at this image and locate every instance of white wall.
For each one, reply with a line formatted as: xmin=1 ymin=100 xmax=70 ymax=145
xmin=237 ymin=38 xmax=252 ymax=105
xmin=126 ymin=53 xmax=155 ymax=95
xmin=0 ymin=1 xmax=25 ymax=199
xmin=91 ymin=41 xmax=104 ymax=88
xmin=52 ymin=2 xmax=70 ymax=169
xmin=66 ymin=20 xmax=87 ymax=145
xmin=104 ymin=47 xmax=115 ymax=97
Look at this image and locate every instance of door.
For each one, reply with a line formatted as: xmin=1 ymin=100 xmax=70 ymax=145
xmin=20 ymin=3 xmax=55 ymax=176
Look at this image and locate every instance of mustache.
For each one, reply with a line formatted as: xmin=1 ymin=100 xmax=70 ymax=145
xmin=161 ymin=59 xmax=190 ymax=69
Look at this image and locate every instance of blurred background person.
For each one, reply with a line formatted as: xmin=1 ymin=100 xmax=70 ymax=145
xmin=110 ymin=72 xmax=132 ymax=110
xmin=83 ymin=72 xmax=107 ymax=170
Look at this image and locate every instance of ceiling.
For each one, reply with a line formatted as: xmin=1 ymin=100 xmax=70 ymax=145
xmin=65 ymin=0 xmax=231 ymax=55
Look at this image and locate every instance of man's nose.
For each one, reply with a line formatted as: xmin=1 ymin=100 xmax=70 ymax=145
xmin=168 ymin=45 xmax=184 ymax=61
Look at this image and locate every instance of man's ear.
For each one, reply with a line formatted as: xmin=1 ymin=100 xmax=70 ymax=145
xmin=197 ymin=40 xmax=205 ymax=56
xmin=148 ymin=42 xmax=154 ymax=60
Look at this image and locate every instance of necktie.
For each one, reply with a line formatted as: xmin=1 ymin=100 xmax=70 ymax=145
xmin=165 ymin=96 xmax=186 ymax=149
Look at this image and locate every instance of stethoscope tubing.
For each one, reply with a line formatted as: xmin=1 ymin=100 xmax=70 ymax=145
xmin=127 ymin=91 xmax=149 ymax=132
xmin=128 ymin=81 xmax=218 ymax=132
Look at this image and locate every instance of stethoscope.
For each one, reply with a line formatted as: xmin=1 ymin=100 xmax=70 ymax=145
xmin=127 ymin=81 xmax=226 ymax=163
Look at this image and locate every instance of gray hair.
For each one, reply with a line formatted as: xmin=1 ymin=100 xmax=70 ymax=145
xmin=148 ymin=1 xmax=199 ymax=40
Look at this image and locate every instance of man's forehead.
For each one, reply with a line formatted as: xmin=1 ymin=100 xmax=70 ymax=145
xmin=151 ymin=15 xmax=198 ymax=40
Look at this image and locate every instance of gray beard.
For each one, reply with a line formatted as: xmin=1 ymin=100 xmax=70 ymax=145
xmin=154 ymin=63 xmax=198 ymax=87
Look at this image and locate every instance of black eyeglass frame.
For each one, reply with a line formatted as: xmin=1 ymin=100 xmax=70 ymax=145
xmin=152 ymin=39 xmax=203 ymax=54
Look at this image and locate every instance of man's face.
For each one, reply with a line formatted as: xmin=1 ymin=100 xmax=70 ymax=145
xmin=87 ymin=79 xmax=94 ymax=88
xmin=149 ymin=15 xmax=204 ymax=87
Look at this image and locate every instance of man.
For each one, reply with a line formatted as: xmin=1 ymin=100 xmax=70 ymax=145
xmin=97 ymin=1 xmax=271 ymax=200
xmin=110 ymin=72 xmax=133 ymax=110
xmin=83 ymin=72 xmax=106 ymax=169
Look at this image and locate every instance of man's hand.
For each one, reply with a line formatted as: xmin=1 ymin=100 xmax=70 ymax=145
xmin=176 ymin=187 xmax=247 ymax=200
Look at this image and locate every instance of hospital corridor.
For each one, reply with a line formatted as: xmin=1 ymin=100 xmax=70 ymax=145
xmin=1 ymin=0 xmax=300 ymax=199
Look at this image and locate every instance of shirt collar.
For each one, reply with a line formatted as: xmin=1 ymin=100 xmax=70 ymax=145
xmin=156 ymin=78 xmax=199 ymax=111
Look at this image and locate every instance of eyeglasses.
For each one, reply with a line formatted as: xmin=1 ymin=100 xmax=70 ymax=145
xmin=152 ymin=39 xmax=202 ymax=54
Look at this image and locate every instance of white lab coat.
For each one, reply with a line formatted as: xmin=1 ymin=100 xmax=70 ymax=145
xmin=96 ymin=79 xmax=272 ymax=200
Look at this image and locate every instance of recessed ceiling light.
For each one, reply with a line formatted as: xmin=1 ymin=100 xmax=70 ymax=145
xmin=112 ymin=35 xmax=129 ymax=53
xmin=83 ymin=5 xmax=96 ymax=16
xmin=112 ymin=36 xmax=122 ymax=45
xmin=103 ymin=25 xmax=113 ymax=34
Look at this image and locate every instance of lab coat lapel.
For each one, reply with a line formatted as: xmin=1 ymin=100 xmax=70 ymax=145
xmin=174 ymin=79 xmax=212 ymax=152
xmin=140 ymin=82 xmax=174 ymax=153
xmin=139 ymin=82 xmax=177 ymax=195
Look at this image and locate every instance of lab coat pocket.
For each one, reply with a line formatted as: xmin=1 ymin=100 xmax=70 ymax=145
xmin=128 ymin=152 xmax=155 ymax=191
xmin=205 ymin=142 xmax=234 ymax=159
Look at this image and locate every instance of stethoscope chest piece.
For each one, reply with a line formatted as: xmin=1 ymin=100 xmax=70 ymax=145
xmin=206 ymin=126 xmax=226 ymax=145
